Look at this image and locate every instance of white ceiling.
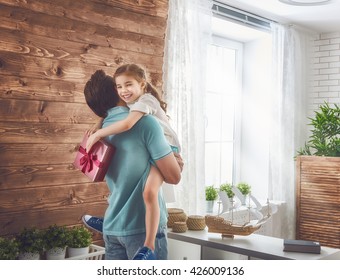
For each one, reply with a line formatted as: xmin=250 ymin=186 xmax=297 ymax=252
xmin=218 ymin=0 xmax=340 ymax=33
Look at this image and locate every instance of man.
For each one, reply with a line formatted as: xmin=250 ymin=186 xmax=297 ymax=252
xmin=83 ymin=70 xmax=182 ymax=260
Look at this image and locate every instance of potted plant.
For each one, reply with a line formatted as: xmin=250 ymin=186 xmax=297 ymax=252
xmin=0 ymin=237 xmax=19 ymax=260
xmin=219 ymin=183 xmax=235 ymax=211
xmin=236 ymin=182 xmax=251 ymax=196
xmin=205 ymin=185 xmax=218 ymax=213
xmin=43 ymin=224 xmax=70 ymax=260
xmin=297 ymin=102 xmax=339 ymax=157
xmin=296 ymin=102 xmax=340 ymax=248
xmin=16 ymin=227 xmax=44 ymax=260
xmin=236 ymin=182 xmax=251 ymax=205
xmin=67 ymin=226 xmax=92 ymax=258
xmin=219 ymin=183 xmax=234 ymax=199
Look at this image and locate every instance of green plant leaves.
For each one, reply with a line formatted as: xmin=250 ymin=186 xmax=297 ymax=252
xmin=236 ymin=182 xmax=251 ymax=195
xmin=67 ymin=226 xmax=92 ymax=248
xmin=0 ymin=237 xmax=19 ymax=260
xmin=205 ymin=185 xmax=218 ymax=201
xmin=219 ymin=183 xmax=234 ymax=198
xmin=297 ymin=102 xmax=340 ymax=157
xmin=16 ymin=227 xmax=44 ymax=253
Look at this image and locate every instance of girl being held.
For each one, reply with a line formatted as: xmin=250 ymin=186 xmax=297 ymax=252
xmin=86 ymin=64 xmax=181 ymax=260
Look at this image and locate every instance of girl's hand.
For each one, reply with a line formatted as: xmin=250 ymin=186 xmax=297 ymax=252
xmin=86 ymin=119 xmax=103 ymax=136
xmin=174 ymin=153 xmax=184 ymax=172
xmin=86 ymin=131 xmax=101 ymax=152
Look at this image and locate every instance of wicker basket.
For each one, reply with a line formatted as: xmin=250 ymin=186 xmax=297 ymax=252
xmin=172 ymin=221 xmax=188 ymax=233
xmin=187 ymin=215 xmax=206 ymax=230
xmin=167 ymin=208 xmax=187 ymax=228
xmin=66 ymin=244 xmax=105 ymax=260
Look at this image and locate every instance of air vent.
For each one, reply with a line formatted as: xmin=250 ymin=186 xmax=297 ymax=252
xmin=212 ymin=1 xmax=272 ymax=31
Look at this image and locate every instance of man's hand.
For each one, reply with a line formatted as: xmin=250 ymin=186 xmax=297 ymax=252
xmin=174 ymin=152 xmax=184 ymax=172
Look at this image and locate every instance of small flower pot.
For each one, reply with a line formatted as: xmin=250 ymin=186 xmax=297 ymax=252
xmin=46 ymin=247 xmax=66 ymax=260
xmin=206 ymin=200 xmax=214 ymax=213
xmin=67 ymin=246 xmax=89 ymax=258
xmin=18 ymin=252 xmax=40 ymax=260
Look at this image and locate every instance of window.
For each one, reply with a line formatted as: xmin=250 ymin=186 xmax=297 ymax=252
xmin=204 ymin=12 xmax=271 ymax=195
xmin=204 ymin=37 xmax=242 ymax=188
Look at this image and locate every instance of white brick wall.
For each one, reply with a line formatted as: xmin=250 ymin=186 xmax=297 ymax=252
xmin=309 ymin=32 xmax=340 ymax=117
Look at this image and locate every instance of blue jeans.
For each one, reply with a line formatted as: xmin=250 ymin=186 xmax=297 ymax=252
xmin=103 ymin=225 xmax=168 ymax=260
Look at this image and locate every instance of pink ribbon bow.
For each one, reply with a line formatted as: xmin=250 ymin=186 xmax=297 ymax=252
xmin=79 ymin=146 xmax=103 ymax=173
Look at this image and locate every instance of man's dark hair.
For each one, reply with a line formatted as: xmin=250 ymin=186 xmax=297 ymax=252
xmin=84 ymin=70 xmax=119 ymax=118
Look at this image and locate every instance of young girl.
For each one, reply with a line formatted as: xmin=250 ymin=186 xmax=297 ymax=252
xmin=85 ymin=64 xmax=181 ymax=260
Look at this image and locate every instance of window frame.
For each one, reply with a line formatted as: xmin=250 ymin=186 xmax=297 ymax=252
xmin=204 ymin=35 xmax=243 ymax=186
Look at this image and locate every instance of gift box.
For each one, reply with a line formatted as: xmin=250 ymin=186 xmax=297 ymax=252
xmin=73 ymin=134 xmax=115 ymax=182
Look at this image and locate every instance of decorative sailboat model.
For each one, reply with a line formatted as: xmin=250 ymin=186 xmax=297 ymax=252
xmin=205 ymin=187 xmax=277 ymax=238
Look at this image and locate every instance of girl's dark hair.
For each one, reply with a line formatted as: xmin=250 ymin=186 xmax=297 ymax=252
xmin=84 ymin=70 xmax=119 ymax=118
xmin=113 ymin=64 xmax=167 ymax=112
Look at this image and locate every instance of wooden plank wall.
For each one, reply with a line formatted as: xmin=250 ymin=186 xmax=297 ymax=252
xmin=0 ymin=0 xmax=169 ymax=244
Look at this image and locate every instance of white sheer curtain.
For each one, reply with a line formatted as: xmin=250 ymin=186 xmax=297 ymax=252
xmin=162 ymin=0 xmax=212 ymax=215
xmin=269 ymin=23 xmax=313 ymax=238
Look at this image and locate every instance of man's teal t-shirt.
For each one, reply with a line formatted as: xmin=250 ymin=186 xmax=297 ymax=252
xmin=102 ymin=106 xmax=172 ymax=236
